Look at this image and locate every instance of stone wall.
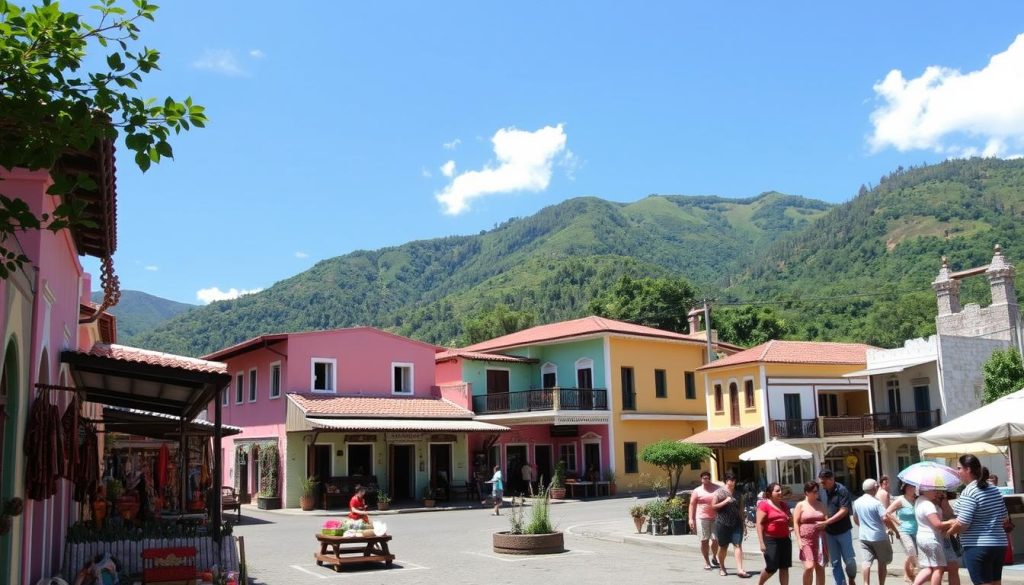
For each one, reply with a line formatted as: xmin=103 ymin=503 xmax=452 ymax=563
xmin=936 ymin=334 xmax=1009 ymax=420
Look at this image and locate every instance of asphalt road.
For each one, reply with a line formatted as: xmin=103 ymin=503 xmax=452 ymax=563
xmin=235 ymin=498 xmax=765 ymax=585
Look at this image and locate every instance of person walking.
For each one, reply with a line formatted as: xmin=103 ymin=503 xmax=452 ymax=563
xmin=912 ymin=488 xmax=955 ymax=585
xmin=756 ymin=482 xmax=793 ymax=585
xmin=520 ymin=460 xmax=534 ymax=496
xmin=484 ymin=464 xmax=504 ymax=515
xmin=950 ymin=454 xmax=1009 ymax=585
xmin=816 ymin=468 xmax=857 ymax=585
xmin=794 ymin=481 xmax=828 ymax=585
xmin=690 ymin=470 xmax=721 ymax=570
xmin=713 ymin=472 xmax=750 ymax=578
xmin=884 ymin=481 xmax=918 ymax=584
xmin=853 ymin=479 xmax=895 ymax=585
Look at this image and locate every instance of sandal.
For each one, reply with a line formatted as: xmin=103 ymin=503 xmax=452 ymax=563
xmin=737 ymin=572 xmax=751 ymax=579
xmin=719 ymin=570 xmax=728 ymax=577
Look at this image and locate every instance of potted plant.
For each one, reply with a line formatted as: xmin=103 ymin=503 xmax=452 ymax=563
xmin=667 ymin=497 xmax=688 ymax=535
xmin=493 ymin=488 xmax=564 ymax=555
xmin=645 ymin=498 xmax=669 ymax=535
xmin=548 ymin=461 xmax=566 ymax=500
xmin=299 ymin=475 xmax=319 ymax=511
xmin=377 ymin=491 xmax=391 ymax=511
xmin=422 ymin=486 xmax=436 ymax=508
xmin=603 ymin=469 xmax=616 ymax=496
xmin=629 ymin=503 xmax=646 ymax=534
xmin=256 ymin=443 xmax=281 ymax=510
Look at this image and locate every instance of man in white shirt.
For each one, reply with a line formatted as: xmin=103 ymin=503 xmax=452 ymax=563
xmin=852 ymin=479 xmax=896 ymax=585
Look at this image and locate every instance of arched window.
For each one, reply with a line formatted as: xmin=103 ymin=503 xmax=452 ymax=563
xmin=713 ymin=384 xmax=723 ymax=412
xmin=574 ymin=358 xmax=593 ymax=389
xmin=541 ymin=363 xmax=558 ymax=388
xmin=744 ymin=379 xmax=755 ymax=409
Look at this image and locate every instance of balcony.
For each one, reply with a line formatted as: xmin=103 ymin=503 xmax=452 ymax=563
xmin=769 ymin=410 xmax=941 ymax=439
xmin=472 ymin=388 xmax=608 ymax=415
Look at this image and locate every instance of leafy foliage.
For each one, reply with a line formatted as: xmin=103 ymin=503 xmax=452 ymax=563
xmin=0 ymin=0 xmax=206 ymax=276
xmin=981 ymin=348 xmax=1024 ymax=404
xmin=639 ymin=440 xmax=711 ymax=500
xmin=90 ymin=290 xmax=195 ymax=338
xmin=461 ymin=304 xmax=536 ymax=345
xmin=713 ymin=306 xmax=790 ymax=347
xmin=588 ymin=275 xmax=697 ymax=333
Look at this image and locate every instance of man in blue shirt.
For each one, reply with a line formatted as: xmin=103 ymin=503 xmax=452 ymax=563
xmin=852 ymin=479 xmax=895 ymax=585
xmin=817 ymin=469 xmax=857 ymax=585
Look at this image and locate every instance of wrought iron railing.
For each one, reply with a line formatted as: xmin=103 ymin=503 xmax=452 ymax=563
xmin=768 ymin=409 xmax=942 ymax=438
xmin=867 ymin=409 xmax=941 ymax=433
xmin=472 ymin=388 xmax=608 ymax=415
xmin=769 ymin=418 xmax=818 ymax=439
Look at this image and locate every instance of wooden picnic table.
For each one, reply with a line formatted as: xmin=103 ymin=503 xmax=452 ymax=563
xmin=314 ymin=533 xmax=395 ymax=572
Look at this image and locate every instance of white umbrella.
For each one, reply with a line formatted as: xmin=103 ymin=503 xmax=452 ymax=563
xmin=920 ymin=442 xmax=1005 ymax=458
xmin=740 ymin=439 xmax=812 ymax=461
xmin=918 ymin=387 xmax=1024 ymax=449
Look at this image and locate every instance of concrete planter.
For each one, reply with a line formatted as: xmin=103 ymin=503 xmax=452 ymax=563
xmin=492 ymin=531 xmax=565 ymax=555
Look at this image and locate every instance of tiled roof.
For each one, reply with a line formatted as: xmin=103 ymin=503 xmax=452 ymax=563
xmin=698 ymin=340 xmax=875 ymax=371
xmin=462 ymin=316 xmax=720 ymax=352
xmin=435 ymin=349 xmax=538 ymax=364
xmin=72 ymin=343 xmax=227 ymax=374
xmin=681 ymin=426 xmax=764 ymax=448
xmin=288 ymin=393 xmax=474 ymax=419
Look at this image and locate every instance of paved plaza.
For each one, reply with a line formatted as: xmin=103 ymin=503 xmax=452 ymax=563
xmin=234 ymin=497 xmax=1024 ymax=585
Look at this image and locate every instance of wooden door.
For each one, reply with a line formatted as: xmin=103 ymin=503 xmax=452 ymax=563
xmin=729 ymin=383 xmax=740 ymax=426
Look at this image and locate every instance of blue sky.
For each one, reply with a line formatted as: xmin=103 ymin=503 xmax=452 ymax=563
xmin=80 ymin=1 xmax=1024 ymax=304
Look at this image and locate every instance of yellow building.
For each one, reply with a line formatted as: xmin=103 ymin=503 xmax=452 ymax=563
xmin=689 ymin=340 xmax=876 ymax=492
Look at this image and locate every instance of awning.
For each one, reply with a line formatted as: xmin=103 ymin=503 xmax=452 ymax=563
xmin=681 ymin=426 xmax=765 ymax=449
xmin=306 ymin=417 xmax=510 ymax=433
xmin=843 ymin=356 xmax=936 ymax=378
xmin=918 ymin=387 xmax=1024 ymax=450
xmin=100 ymin=406 xmax=243 ymax=439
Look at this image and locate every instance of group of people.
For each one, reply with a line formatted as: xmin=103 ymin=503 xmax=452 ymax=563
xmin=687 ymin=455 xmax=1011 ymax=585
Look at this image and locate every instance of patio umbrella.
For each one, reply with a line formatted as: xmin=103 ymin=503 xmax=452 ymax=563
xmin=740 ymin=439 xmax=812 ymax=484
xmin=897 ymin=461 xmax=961 ymax=491
xmin=920 ymin=442 xmax=1005 ymax=458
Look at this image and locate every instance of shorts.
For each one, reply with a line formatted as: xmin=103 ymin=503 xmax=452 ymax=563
xmin=942 ymin=538 xmax=961 ymax=564
xmin=491 ymin=489 xmax=503 ymax=501
xmin=962 ymin=546 xmax=1005 ymax=585
xmin=697 ymin=518 xmax=716 ymax=541
xmin=764 ymin=536 xmax=793 ymax=572
xmin=715 ymin=523 xmax=743 ymax=546
xmin=859 ymin=539 xmax=893 ymax=565
xmin=897 ymin=532 xmax=917 ymax=558
xmin=917 ymin=540 xmax=946 ymax=569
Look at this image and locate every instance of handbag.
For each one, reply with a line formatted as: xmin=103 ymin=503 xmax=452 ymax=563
xmin=948 ymin=535 xmax=963 ymax=558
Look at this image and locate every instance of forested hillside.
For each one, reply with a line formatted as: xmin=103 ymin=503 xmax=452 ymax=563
xmin=91 ymin=290 xmax=195 ymax=339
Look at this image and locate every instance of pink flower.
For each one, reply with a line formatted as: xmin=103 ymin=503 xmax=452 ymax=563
xmin=323 ymin=519 xmax=341 ymax=529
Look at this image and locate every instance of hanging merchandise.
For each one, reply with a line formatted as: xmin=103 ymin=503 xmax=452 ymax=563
xmin=61 ymin=395 xmax=80 ymax=480
xmin=73 ymin=425 xmax=99 ymax=503
xmin=156 ymin=444 xmax=169 ymax=490
xmin=200 ymin=441 xmax=211 ymax=489
xmin=24 ymin=388 xmax=62 ymax=500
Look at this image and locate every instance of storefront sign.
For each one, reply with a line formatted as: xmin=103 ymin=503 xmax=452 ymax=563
xmin=344 ymin=434 xmax=377 ymax=443
xmin=387 ymin=432 xmax=425 ymax=442
xmin=429 ymin=434 xmax=457 ymax=443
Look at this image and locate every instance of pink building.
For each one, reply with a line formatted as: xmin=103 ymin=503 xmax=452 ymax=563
xmin=203 ymin=328 xmax=507 ymax=508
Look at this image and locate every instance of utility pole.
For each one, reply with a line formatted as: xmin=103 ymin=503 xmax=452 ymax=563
xmin=703 ymin=299 xmax=716 ymax=364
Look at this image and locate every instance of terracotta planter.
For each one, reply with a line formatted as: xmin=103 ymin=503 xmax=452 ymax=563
xmin=549 ymin=487 xmax=566 ymax=500
xmin=299 ymin=495 xmax=316 ymax=511
xmin=423 ymin=499 xmax=436 ymax=508
xmin=492 ymin=531 xmax=565 ymax=555
xmin=632 ymin=515 xmax=645 ymax=534
xmin=257 ymin=496 xmax=281 ymax=510
xmin=377 ymin=502 xmax=390 ymax=511
xmin=609 ymin=483 xmax=617 ymax=496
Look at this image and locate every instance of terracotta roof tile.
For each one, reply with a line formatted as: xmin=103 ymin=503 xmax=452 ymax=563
xmin=75 ymin=343 xmax=227 ymax=374
xmin=462 ymin=315 xmax=724 ymax=352
xmin=288 ymin=393 xmax=474 ymax=419
xmin=435 ymin=349 xmax=538 ymax=364
xmin=698 ymin=340 xmax=875 ymax=371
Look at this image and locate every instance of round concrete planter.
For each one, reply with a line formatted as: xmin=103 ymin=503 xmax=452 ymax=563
xmin=492 ymin=531 xmax=565 ymax=555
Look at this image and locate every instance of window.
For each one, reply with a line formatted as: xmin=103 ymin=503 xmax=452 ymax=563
xmin=690 ymin=460 xmax=701 ymax=470
xmin=684 ymin=371 xmax=696 ymax=399
xmin=392 ymin=362 xmax=413 ymax=394
xmin=248 ymin=368 xmax=257 ymax=402
xmin=221 ymin=386 xmax=229 ymax=406
xmin=559 ymin=444 xmax=577 ymax=472
xmin=486 ymin=369 xmax=510 ymax=394
xmin=575 ymin=358 xmax=593 ymax=389
xmin=654 ymin=369 xmax=667 ymax=398
xmin=729 ymin=382 xmax=740 ymax=425
xmin=780 ymin=460 xmax=811 ymax=485
xmin=269 ymin=362 xmax=281 ymax=399
xmin=714 ymin=384 xmax=723 ymax=412
xmin=744 ymin=379 xmax=755 ymax=409
xmin=312 ymin=359 xmax=336 ymax=392
xmin=624 ymin=442 xmax=639 ymax=474
xmin=887 ymin=379 xmax=902 ymax=412
xmin=818 ymin=393 xmax=839 ymax=417
xmin=895 ymin=443 xmax=920 ymax=471
xmin=621 ymin=367 xmax=635 ymax=410
xmin=235 ymin=373 xmax=244 ymax=404
xmin=541 ymin=362 xmax=557 ymax=388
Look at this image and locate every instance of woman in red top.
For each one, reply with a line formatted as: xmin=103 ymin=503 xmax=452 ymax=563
xmin=757 ymin=482 xmax=793 ymax=585
xmin=348 ymin=485 xmax=370 ymax=524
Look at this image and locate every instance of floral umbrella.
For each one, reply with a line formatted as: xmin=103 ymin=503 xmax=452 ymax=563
xmin=897 ymin=461 xmax=961 ymax=491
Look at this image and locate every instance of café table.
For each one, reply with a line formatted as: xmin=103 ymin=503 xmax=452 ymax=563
xmin=565 ymin=480 xmax=593 ymax=499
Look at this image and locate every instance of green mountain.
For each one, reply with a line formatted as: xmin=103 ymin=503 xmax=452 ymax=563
xmin=128 ymin=192 xmax=830 ymax=355
xmin=129 ymin=158 xmax=1024 ymax=356
xmin=91 ymin=290 xmax=196 ymax=339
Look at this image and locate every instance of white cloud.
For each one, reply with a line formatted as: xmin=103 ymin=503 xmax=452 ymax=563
xmin=436 ymin=124 xmax=570 ymax=215
xmin=144 ymin=265 xmax=158 ymax=272
xmin=192 ymin=49 xmax=248 ymax=77
xmin=196 ymin=286 xmax=262 ymax=304
xmin=869 ymin=34 xmax=1024 ymax=158
xmin=420 ymin=167 xmax=432 ymax=178
xmin=443 ymin=138 xmax=461 ymax=150
xmin=294 ymin=251 xmax=309 ymax=259
xmin=440 ymin=160 xmax=456 ymax=178
xmin=249 ymin=49 xmax=265 ymax=59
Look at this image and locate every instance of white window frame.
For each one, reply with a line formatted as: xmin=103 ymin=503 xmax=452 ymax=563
xmin=311 ymin=358 xmax=337 ymax=393
xmin=780 ymin=460 xmax=811 ymax=485
xmin=248 ymin=367 xmax=258 ymax=402
xmin=391 ymin=362 xmax=414 ymax=395
xmin=221 ymin=385 xmax=229 ymax=407
xmin=235 ymin=372 xmax=244 ymax=404
xmin=559 ymin=443 xmax=578 ymax=473
xmin=269 ymin=361 xmax=282 ymax=399
xmin=541 ymin=362 xmax=558 ymax=388
xmin=575 ymin=358 xmax=594 ymax=388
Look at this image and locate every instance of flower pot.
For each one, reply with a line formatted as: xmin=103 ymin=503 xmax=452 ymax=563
xmin=492 ymin=531 xmax=565 ymax=555
xmin=377 ymin=502 xmax=390 ymax=511
xmin=257 ymin=496 xmax=281 ymax=510
xmin=423 ymin=498 xmax=436 ymax=508
xmin=299 ymin=495 xmax=316 ymax=511
xmin=549 ymin=487 xmax=566 ymax=500
xmin=632 ymin=515 xmax=645 ymax=534
xmin=669 ymin=518 xmax=687 ymax=535
xmin=608 ymin=483 xmax=617 ymax=496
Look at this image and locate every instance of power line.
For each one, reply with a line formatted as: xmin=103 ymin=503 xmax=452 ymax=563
xmin=711 ymin=288 xmax=926 ymax=308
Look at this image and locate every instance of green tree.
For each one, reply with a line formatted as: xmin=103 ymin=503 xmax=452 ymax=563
xmin=714 ymin=305 xmax=789 ymax=347
xmin=639 ymin=440 xmax=712 ymax=501
xmin=461 ymin=304 xmax=536 ymax=345
xmin=588 ymin=276 xmax=697 ymax=333
xmin=0 ymin=0 xmax=206 ymax=276
xmin=981 ymin=347 xmax=1024 ymax=404
xmin=857 ymin=292 xmax=937 ymax=349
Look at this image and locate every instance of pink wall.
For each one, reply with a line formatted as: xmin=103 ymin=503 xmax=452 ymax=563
xmin=470 ymin=423 xmax=611 ymax=479
xmin=434 ymin=359 xmax=463 ymax=385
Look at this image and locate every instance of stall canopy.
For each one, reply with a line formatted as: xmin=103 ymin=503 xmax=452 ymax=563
xmin=681 ymin=426 xmax=765 ymax=449
xmin=740 ymin=439 xmax=813 ymax=461
xmin=842 ymin=356 xmax=936 ymax=378
xmin=917 ymin=387 xmax=1024 ymax=450
xmin=920 ymin=442 xmax=1005 ymax=458
xmin=100 ymin=406 xmax=243 ymax=439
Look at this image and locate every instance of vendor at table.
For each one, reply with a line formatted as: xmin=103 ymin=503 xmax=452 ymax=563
xmin=348 ymin=485 xmax=371 ymax=524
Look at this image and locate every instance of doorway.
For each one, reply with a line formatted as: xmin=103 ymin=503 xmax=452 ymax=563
xmin=347 ymin=444 xmax=372 ymax=476
xmin=390 ymin=445 xmax=415 ymax=501
xmin=238 ymin=449 xmax=250 ymax=501
xmin=506 ymin=444 xmax=528 ymax=495
xmin=583 ymin=442 xmax=601 ymax=481
xmin=308 ymin=444 xmax=332 ymax=480
xmin=429 ymin=443 xmax=452 ymax=500
xmin=533 ymin=445 xmax=553 ymax=488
